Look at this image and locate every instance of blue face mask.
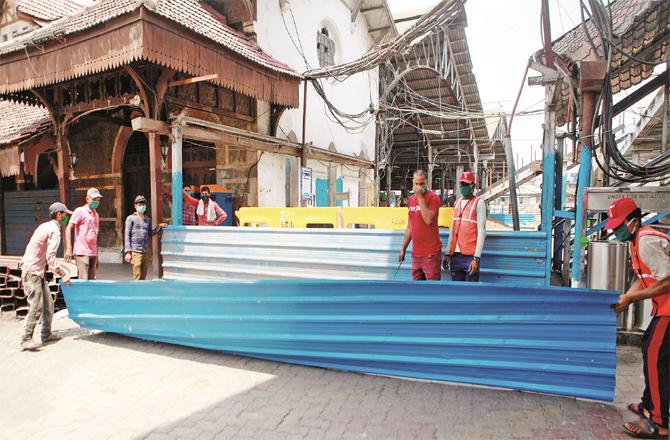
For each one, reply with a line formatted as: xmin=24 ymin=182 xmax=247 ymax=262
xmin=460 ymin=184 xmax=473 ymax=197
xmin=614 ymin=223 xmax=632 ymax=242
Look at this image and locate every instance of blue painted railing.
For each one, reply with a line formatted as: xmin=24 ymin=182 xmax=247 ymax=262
xmin=161 ymin=227 xmax=550 ymax=286
xmin=62 ymin=279 xmax=618 ymax=401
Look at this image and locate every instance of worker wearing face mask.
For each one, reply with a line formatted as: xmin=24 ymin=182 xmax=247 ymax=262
xmin=443 ymin=171 xmax=486 ymax=282
xmin=399 ymin=170 xmax=443 ymax=280
xmin=19 ymin=202 xmax=72 ymax=351
xmin=124 ymin=195 xmax=167 ymax=280
xmin=607 ymin=198 xmax=670 ymax=439
xmin=182 ymin=186 xmax=227 ymax=226
xmin=64 ymin=188 xmax=102 ymax=280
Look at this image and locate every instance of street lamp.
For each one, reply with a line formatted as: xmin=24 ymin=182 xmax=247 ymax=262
xmin=160 ymin=138 xmax=169 ymax=161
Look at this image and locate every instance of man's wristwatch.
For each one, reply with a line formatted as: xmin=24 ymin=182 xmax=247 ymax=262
xmin=473 ymin=256 xmax=480 ymax=262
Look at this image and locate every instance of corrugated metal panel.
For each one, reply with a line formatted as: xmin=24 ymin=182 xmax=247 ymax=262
xmin=162 ymin=227 xmax=549 ymax=286
xmin=62 ymin=279 xmax=617 ymax=401
xmin=3 ymin=190 xmax=60 ymax=255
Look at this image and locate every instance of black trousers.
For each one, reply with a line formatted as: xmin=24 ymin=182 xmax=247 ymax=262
xmin=641 ymin=316 xmax=670 ymax=428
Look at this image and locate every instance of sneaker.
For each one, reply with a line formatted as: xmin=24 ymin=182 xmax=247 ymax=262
xmin=20 ymin=340 xmax=41 ymax=351
xmin=41 ymin=334 xmax=62 ymax=343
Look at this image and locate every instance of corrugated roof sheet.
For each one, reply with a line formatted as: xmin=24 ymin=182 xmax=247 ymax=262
xmin=0 ymin=100 xmax=50 ymax=145
xmin=17 ymin=0 xmax=83 ymax=22
xmin=0 ymin=0 xmax=299 ymax=78
xmin=63 ymin=277 xmax=618 ymax=401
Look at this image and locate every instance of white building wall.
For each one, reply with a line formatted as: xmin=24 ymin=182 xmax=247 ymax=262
xmin=257 ymin=152 xmax=287 ymax=207
xmin=255 ymin=0 xmax=378 ymax=207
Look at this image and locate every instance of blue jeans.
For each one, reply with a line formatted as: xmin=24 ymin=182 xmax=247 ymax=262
xmin=449 ymin=253 xmax=479 ymax=282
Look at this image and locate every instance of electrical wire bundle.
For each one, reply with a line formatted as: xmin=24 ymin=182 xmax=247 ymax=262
xmin=298 ymin=0 xmax=465 ymax=132
xmin=580 ymin=0 xmax=669 ymax=183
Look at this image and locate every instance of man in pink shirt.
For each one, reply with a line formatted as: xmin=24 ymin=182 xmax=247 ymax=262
xmin=20 ymin=202 xmax=72 ymax=351
xmin=64 ymin=188 xmax=102 ymax=279
xmin=182 ymin=186 xmax=227 ymax=226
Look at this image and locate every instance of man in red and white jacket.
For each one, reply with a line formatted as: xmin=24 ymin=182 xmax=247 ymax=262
xmin=442 ymin=171 xmax=486 ymax=282
xmin=609 ymin=197 xmax=670 ymax=438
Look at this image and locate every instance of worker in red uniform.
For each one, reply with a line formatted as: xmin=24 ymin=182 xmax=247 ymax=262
xmin=608 ymin=198 xmax=670 ymax=439
xmin=443 ymin=171 xmax=486 ymax=282
xmin=399 ymin=170 xmax=442 ymax=280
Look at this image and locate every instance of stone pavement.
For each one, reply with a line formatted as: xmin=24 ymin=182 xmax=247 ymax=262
xmin=0 ymin=313 xmax=647 ymax=440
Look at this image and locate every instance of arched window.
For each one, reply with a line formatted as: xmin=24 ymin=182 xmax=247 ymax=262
xmin=317 ymin=27 xmax=335 ymax=67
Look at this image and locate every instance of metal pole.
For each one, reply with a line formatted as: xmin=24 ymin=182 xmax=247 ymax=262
xmin=541 ymin=0 xmax=554 ymax=68
xmin=171 ymin=124 xmax=183 ymax=226
xmin=571 ymin=91 xmax=597 ymax=286
xmin=301 ymin=81 xmax=308 ymax=166
xmin=541 ymin=83 xmax=558 ymax=286
xmin=553 ymin=135 xmax=565 ymax=271
xmin=427 ymin=142 xmax=434 ymax=191
xmin=386 ymin=165 xmax=392 ymax=206
xmin=300 ymin=81 xmax=308 ymax=208
xmin=503 ymin=134 xmax=520 ymax=231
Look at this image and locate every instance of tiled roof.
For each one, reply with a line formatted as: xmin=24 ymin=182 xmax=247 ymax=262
xmin=540 ymin=0 xmax=669 ymax=124
xmin=0 ymin=100 xmax=51 ymax=145
xmin=17 ymin=0 xmax=83 ymax=22
xmin=0 ymin=0 xmax=299 ymax=78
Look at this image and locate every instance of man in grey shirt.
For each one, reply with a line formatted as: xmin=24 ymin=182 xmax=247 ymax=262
xmin=124 ymin=195 xmax=167 ymax=280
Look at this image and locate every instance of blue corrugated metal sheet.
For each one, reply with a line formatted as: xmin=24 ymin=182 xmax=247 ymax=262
xmin=161 ymin=227 xmax=549 ymax=285
xmin=4 ymin=190 xmax=60 ymax=255
xmin=62 ymin=279 xmax=617 ymax=401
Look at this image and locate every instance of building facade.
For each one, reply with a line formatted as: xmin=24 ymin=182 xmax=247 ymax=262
xmin=0 ymin=0 xmax=393 ymax=264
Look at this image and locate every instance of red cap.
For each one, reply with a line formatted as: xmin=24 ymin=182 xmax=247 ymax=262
xmin=605 ymin=197 xmax=638 ymax=230
xmin=459 ymin=171 xmax=475 ymax=184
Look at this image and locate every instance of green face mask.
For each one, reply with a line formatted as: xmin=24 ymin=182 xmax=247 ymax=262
xmin=136 ymin=205 xmax=146 ymax=214
xmin=460 ymin=184 xmax=473 ymax=197
xmin=613 ymin=223 xmax=632 ymax=242
xmin=89 ymin=201 xmax=100 ymax=210
xmin=59 ymin=214 xmax=69 ymax=226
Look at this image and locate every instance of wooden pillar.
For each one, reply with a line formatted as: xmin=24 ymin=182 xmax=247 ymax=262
xmin=148 ymin=132 xmax=163 ymax=278
xmin=56 ymin=130 xmax=71 ymax=205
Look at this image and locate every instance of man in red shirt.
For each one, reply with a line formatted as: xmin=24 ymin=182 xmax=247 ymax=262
xmin=399 ymin=170 xmax=442 ymax=280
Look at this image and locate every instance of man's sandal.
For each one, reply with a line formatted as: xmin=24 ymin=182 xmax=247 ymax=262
xmin=623 ymin=416 xmax=669 ymax=439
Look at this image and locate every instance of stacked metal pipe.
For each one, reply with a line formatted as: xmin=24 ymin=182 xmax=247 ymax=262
xmin=0 ymin=257 xmax=77 ymax=319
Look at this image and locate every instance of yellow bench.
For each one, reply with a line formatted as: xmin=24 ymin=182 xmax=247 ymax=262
xmin=237 ymin=206 xmax=454 ymax=229
xmin=236 ymin=207 xmax=283 ymax=227
xmin=236 ymin=207 xmax=340 ymax=228
xmin=341 ymin=207 xmax=408 ymax=230
xmin=282 ymin=207 xmax=340 ymax=228
xmin=438 ymin=207 xmax=454 ymax=229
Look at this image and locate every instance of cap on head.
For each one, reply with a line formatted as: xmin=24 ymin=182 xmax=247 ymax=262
xmin=459 ymin=171 xmax=475 ymax=184
xmin=86 ymin=188 xmax=102 ymax=199
xmin=49 ymin=202 xmax=72 ymax=216
xmin=605 ymin=197 xmax=638 ymax=230
xmin=134 ymin=195 xmax=147 ymax=204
